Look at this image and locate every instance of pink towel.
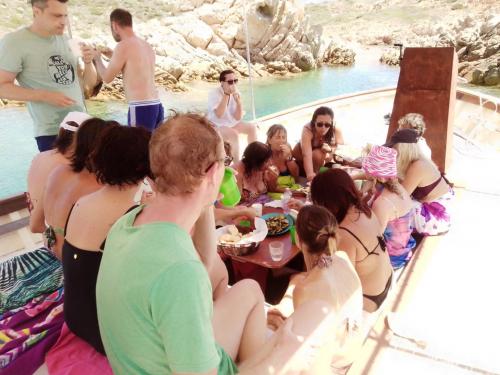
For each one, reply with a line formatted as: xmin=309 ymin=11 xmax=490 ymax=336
xmin=46 ymin=324 xmax=113 ymax=375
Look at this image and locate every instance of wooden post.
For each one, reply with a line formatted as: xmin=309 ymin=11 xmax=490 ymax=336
xmin=387 ymin=47 xmax=457 ymax=173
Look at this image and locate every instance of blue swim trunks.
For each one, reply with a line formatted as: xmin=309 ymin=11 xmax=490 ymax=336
xmin=127 ymin=99 xmax=164 ymax=132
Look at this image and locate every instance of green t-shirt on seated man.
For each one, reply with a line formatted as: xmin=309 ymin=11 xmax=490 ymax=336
xmin=0 ymin=28 xmax=86 ymax=137
xmin=96 ymin=206 xmax=238 ymax=375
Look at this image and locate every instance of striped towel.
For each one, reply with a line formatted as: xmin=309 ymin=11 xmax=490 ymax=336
xmin=0 ymin=248 xmax=63 ymax=314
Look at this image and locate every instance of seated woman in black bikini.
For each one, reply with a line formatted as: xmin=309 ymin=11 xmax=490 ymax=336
xmin=310 ymin=169 xmax=394 ymax=312
xmin=265 ymin=124 xmax=299 ymax=193
xmin=62 ymin=125 xmax=151 ymax=354
xmin=386 ymin=128 xmax=453 ymax=235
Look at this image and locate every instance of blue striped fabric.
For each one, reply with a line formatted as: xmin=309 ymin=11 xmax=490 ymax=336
xmin=0 ymin=248 xmax=63 ymax=314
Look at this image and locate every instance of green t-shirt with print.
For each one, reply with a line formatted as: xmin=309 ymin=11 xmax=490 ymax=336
xmin=0 ymin=27 xmax=86 ymax=137
xmin=96 ymin=206 xmax=238 ymax=375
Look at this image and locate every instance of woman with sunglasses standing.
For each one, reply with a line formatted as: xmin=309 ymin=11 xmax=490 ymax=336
xmin=292 ymin=106 xmax=344 ymax=182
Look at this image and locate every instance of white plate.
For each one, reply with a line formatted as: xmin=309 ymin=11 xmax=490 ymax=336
xmin=216 ymin=217 xmax=268 ymax=245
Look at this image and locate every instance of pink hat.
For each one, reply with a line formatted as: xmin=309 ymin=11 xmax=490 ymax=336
xmin=362 ymin=145 xmax=397 ymax=178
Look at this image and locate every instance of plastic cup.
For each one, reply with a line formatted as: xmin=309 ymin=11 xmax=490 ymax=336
xmin=269 ymin=241 xmax=284 ymax=262
xmin=219 ymin=167 xmax=241 ymax=207
xmin=251 ymin=203 xmax=262 ymax=217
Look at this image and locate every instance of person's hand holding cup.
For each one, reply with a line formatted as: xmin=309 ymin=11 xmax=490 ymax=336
xmin=280 ymin=144 xmax=292 ymax=159
xmin=79 ymin=43 xmax=96 ymax=64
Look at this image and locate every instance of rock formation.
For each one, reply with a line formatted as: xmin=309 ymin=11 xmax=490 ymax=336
xmin=322 ymin=41 xmax=356 ymax=66
xmin=76 ymin=0 xmax=326 ymax=100
xmin=376 ymin=14 xmax=499 ymax=87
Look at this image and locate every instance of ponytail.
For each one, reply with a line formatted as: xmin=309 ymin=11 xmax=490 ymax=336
xmin=317 ymin=227 xmax=337 ymax=256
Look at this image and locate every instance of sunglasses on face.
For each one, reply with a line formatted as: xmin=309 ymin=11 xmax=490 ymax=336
xmin=225 ymin=79 xmax=238 ymax=85
xmin=224 ymin=155 xmax=233 ymax=166
xmin=315 ymin=122 xmax=332 ymax=128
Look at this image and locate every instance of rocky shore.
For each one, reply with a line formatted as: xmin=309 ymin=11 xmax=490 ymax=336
xmin=0 ymin=0 xmax=356 ymax=105
xmin=377 ymin=14 xmax=500 ymax=86
xmin=305 ymin=0 xmax=499 ymax=88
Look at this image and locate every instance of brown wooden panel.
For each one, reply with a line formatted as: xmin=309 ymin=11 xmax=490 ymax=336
xmin=387 ymin=47 xmax=458 ymax=173
xmin=0 ymin=194 xmax=27 ymax=216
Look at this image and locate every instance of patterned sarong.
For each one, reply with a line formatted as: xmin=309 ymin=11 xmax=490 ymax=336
xmin=384 ymin=211 xmax=416 ymax=269
xmin=412 ymin=189 xmax=454 ymax=236
xmin=0 ymin=247 xmax=63 ymax=314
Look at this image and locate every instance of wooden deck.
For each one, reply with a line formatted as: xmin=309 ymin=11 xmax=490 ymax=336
xmin=349 ymin=187 xmax=500 ymax=375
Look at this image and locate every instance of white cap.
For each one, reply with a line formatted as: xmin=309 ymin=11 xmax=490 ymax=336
xmin=59 ymin=111 xmax=92 ymax=132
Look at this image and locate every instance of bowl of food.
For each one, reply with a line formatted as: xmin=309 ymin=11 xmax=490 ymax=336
xmin=216 ymin=218 xmax=268 ymax=256
xmin=262 ymin=213 xmax=294 ymax=236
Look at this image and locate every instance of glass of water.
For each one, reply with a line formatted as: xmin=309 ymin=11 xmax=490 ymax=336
xmin=269 ymin=241 xmax=284 ymax=262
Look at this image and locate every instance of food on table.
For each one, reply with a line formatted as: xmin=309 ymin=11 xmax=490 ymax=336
xmin=265 ymin=215 xmax=289 ymax=235
xmin=292 ymin=186 xmax=309 ymax=196
xmin=219 ymin=233 xmax=242 ymax=243
xmin=219 ymin=224 xmax=257 ymax=244
xmin=236 ymin=220 xmax=256 ymax=235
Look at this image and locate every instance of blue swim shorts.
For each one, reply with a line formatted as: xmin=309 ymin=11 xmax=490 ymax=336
xmin=127 ymin=99 xmax=165 ymax=132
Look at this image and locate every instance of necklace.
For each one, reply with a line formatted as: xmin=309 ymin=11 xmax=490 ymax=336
xmin=312 ymin=253 xmax=333 ymax=269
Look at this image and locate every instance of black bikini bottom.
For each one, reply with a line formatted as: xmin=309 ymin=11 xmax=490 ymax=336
xmin=363 ymin=273 xmax=393 ymax=309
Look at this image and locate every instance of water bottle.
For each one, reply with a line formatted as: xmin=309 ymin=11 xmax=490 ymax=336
xmin=282 ymin=188 xmax=292 ymax=214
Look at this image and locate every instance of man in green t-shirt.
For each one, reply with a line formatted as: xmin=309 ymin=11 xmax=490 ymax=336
xmin=0 ymin=0 xmax=99 ymax=151
xmin=96 ymin=114 xmax=247 ymax=374
xmin=96 ymin=114 xmax=339 ymax=374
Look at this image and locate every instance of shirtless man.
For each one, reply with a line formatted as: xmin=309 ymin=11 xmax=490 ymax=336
xmin=90 ymin=8 xmax=163 ymax=131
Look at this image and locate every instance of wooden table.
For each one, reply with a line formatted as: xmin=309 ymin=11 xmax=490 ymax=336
xmin=225 ymin=206 xmax=301 ymax=269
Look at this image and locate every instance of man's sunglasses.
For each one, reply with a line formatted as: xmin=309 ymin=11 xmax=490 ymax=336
xmin=205 ymin=155 xmax=233 ymax=172
xmin=225 ymin=79 xmax=239 ymax=85
xmin=315 ymin=122 xmax=332 ymax=128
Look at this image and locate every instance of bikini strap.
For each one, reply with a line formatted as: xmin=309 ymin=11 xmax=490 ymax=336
xmin=441 ymin=173 xmax=454 ymax=188
xmin=339 ymin=226 xmax=370 ymax=254
xmin=63 ymin=203 xmax=77 ymax=236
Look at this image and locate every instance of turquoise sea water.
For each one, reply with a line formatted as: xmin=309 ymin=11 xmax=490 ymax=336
xmin=0 ymin=63 xmax=402 ymax=198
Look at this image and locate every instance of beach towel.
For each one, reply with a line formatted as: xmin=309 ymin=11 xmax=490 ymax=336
xmin=0 ymin=287 xmax=64 ymax=375
xmin=0 ymin=247 xmax=63 ymax=314
xmin=46 ymin=323 xmax=113 ymax=375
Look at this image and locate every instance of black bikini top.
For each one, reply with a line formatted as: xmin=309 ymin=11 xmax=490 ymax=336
xmin=339 ymin=226 xmax=386 ymax=262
